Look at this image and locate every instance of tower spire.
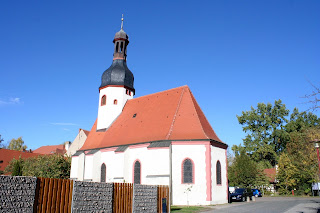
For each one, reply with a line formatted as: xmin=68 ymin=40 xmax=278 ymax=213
xmin=121 ymin=14 xmax=124 ymax=30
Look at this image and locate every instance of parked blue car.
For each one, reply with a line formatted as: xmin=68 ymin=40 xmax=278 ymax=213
xmin=251 ymin=189 xmax=262 ymax=197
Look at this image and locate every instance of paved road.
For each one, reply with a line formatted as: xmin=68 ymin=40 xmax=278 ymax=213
xmin=203 ymin=197 xmax=320 ymax=213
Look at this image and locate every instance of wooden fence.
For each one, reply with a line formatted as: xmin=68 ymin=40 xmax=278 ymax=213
xmin=31 ymin=177 xmax=169 ymax=213
xmin=35 ymin=177 xmax=73 ymax=213
xmin=113 ymin=182 xmax=133 ymax=213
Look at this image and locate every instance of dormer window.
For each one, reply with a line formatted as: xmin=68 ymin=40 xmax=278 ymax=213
xmin=114 ymin=99 xmax=118 ymax=105
xmin=101 ymin=95 xmax=106 ymax=106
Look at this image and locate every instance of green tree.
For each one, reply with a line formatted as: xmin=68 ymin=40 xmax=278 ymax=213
xmin=277 ymin=129 xmax=318 ymax=195
xmin=285 ymin=108 xmax=320 ymax=133
xmin=236 ymin=100 xmax=289 ymax=166
xmin=8 ymin=137 xmax=27 ymax=151
xmin=4 ymin=157 xmax=24 ymax=176
xmin=228 ymin=150 xmax=267 ymax=187
xmin=5 ymin=154 xmax=71 ymax=179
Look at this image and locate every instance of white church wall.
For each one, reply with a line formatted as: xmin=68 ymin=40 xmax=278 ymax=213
xmin=70 ymin=156 xmax=78 ymax=179
xmin=97 ymin=87 xmax=133 ymax=130
xmin=120 ymin=144 xmax=170 ymax=185
xmin=84 ymin=154 xmax=94 ymax=181
xmin=211 ymin=146 xmax=228 ymax=204
xmin=171 ymin=143 xmax=208 ymax=205
xmin=100 ymin=148 xmax=125 ymax=183
xmin=91 ymin=151 xmax=102 ymax=182
xmin=144 ymin=148 xmax=170 ymax=185
xmin=124 ymin=144 xmax=150 ymax=184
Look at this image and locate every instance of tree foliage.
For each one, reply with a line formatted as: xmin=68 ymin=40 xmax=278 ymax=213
xmin=228 ymin=150 xmax=267 ymax=187
xmin=277 ymin=129 xmax=319 ymax=195
xmin=5 ymin=154 xmax=71 ymax=179
xmin=236 ymin=99 xmax=289 ymax=166
xmin=231 ymin=100 xmax=320 ymax=194
xmin=8 ymin=137 xmax=27 ymax=151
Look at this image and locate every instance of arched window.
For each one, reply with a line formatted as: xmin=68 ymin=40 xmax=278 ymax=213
xmin=216 ymin=161 xmax=221 ymax=185
xmin=101 ymin=163 xmax=106 ymax=182
xmin=114 ymin=99 xmax=117 ymax=105
xmin=101 ymin=95 xmax=106 ymax=106
xmin=182 ymin=158 xmax=193 ymax=183
xmin=134 ymin=160 xmax=141 ymax=184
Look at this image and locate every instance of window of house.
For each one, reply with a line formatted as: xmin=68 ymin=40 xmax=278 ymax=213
xmin=134 ymin=160 xmax=141 ymax=184
xmin=182 ymin=158 xmax=193 ymax=184
xmin=216 ymin=161 xmax=221 ymax=185
xmin=101 ymin=163 xmax=106 ymax=182
xmin=114 ymin=99 xmax=118 ymax=105
xmin=101 ymin=95 xmax=106 ymax=106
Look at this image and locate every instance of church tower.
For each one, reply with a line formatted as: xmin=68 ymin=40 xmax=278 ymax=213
xmin=97 ymin=16 xmax=135 ymax=131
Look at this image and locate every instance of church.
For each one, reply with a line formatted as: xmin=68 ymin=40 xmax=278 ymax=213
xmin=70 ymin=19 xmax=228 ymax=205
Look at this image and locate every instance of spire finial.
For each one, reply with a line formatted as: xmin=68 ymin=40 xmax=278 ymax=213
xmin=121 ymin=14 xmax=124 ymax=30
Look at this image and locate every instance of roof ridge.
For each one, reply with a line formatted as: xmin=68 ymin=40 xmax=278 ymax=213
xmin=165 ymin=87 xmax=186 ymax=140
xmin=128 ymin=85 xmax=189 ymax=102
xmin=187 ymin=88 xmax=209 ymax=139
xmin=189 ymin=90 xmax=223 ymax=142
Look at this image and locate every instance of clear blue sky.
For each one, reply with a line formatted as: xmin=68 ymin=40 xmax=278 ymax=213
xmin=0 ymin=1 xmax=319 ymax=150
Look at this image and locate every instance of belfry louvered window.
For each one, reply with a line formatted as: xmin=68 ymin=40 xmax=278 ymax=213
xmin=101 ymin=163 xmax=106 ymax=182
xmin=216 ymin=161 xmax=221 ymax=185
xmin=183 ymin=159 xmax=193 ymax=183
xmin=134 ymin=160 xmax=141 ymax=184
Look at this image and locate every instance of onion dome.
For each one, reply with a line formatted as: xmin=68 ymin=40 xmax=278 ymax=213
xmin=100 ymin=15 xmax=135 ymax=92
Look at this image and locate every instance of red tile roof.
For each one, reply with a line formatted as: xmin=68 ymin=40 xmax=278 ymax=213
xmin=0 ymin=149 xmax=41 ymax=172
xmin=264 ymin=168 xmax=276 ymax=183
xmin=80 ymin=86 xmax=224 ymax=151
xmin=33 ymin=145 xmax=65 ymax=155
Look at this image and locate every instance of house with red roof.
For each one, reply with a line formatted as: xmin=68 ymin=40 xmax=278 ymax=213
xmin=264 ymin=167 xmax=277 ymax=193
xmin=33 ymin=144 xmax=67 ymax=155
xmin=70 ymin=20 xmax=228 ymax=205
xmin=0 ymin=149 xmax=41 ymax=174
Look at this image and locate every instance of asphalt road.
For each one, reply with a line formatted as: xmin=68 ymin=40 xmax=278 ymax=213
xmin=203 ymin=197 xmax=320 ymax=213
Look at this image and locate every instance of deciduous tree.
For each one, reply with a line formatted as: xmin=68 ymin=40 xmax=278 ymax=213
xmin=8 ymin=137 xmax=27 ymax=151
xmin=237 ymin=100 xmax=289 ymax=166
xmin=5 ymin=154 xmax=71 ymax=179
xmin=228 ymin=150 xmax=267 ymax=187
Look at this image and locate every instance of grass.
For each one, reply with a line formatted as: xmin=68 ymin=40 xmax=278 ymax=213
xmin=171 ymin=205 xmax=212 ymax=212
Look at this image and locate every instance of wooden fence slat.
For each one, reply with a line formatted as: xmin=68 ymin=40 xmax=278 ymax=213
xmin=36 ymin=178 xmax=44 ymax=213
xmin=50 ymin=179 xmax=58 ymax=212
xmin=54 ymin=179 xmax=62 ymax=213
xmin=46 ymin=178 xmax=54 ymax=213
xmin=68 ymin=180 xmax=73 ymax=213
xmin=64 ymin=179 xmax=70 ymax=213
xmin=41 ymin=178 xmax=49 ymax=213
xmin=59 ymin=179 xmax=66 ymax=213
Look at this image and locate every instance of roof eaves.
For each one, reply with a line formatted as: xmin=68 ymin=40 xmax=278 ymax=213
xmin=115 ymin=145 xmax=128 ymax=152
xmin=73 ymin=150 xmax=84 ymax=156
xmin=148 ymin=141 xmax=171 ymax=148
